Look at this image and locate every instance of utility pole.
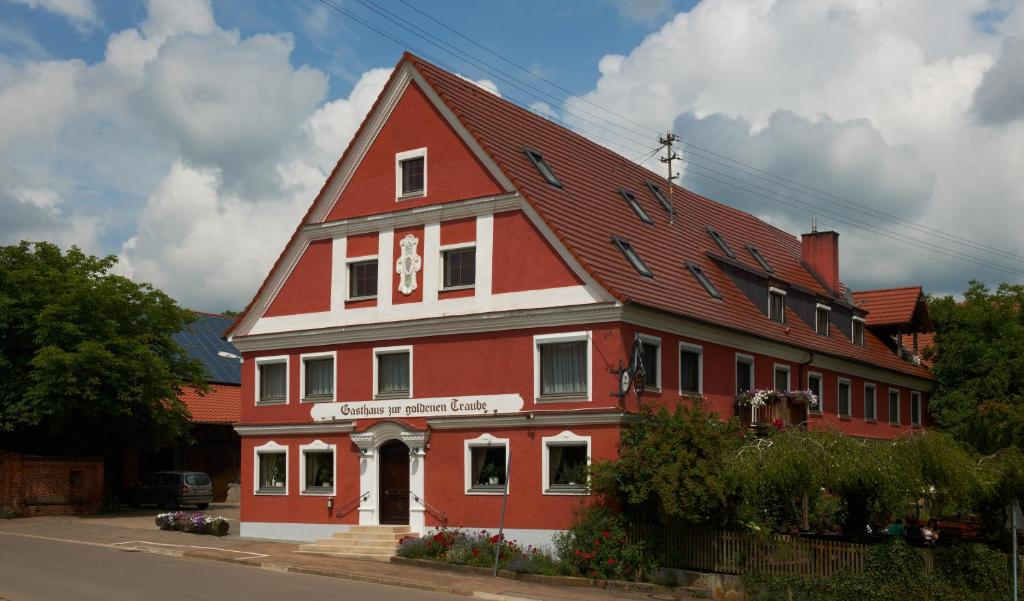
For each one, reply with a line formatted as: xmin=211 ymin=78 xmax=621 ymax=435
xmin=659 ymin=131 xmax=680 ymax=224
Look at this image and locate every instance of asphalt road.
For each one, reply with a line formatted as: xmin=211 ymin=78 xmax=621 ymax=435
xmin=0 ymin=535 xmax=461 ymax=601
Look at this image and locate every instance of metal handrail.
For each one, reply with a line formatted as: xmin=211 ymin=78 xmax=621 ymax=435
xmin=335 ymin=490 xmax=370 ymax=518
xmin=409 ymin=491 xmax=448 ymax=527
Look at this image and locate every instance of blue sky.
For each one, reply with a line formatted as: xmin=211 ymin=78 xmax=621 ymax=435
xmin=1 ymin=0 xmax=1022 ymax=311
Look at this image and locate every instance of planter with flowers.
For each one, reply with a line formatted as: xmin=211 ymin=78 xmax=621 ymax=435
xmin=155 ymin=511 xmax=231 ymax=536
xmin=735 ymin=389 xmax=819 ymax=430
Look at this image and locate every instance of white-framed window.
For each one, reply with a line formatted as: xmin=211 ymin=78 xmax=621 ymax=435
xmin=534 ymin=331 xmax=591 ymax=402
xmin=768 ymin=287 xmax=786 ymax=323
xmin=864 ymin=383 xmax=877 ymax=422
xmin=911 ymin=390 xmax=922 ymax=426
xmin=852 ymin=316 xmax=866 ymax=346
xmin=542 ymin=431 xmax=590 ymax=495
xmin=838 ymin=378 xmax=852 ymax=417
xmin=679 ymin=342 xmax=703 ymax=395
xmin=373 ymin=346 xmax=412 ymax=399
xmin=254 ymin=441 xmax=288 ymax=495
xmin=773 ymin=363 xmax=791 ymax=392
xmin=347 ymin=256 xmax=379 ymax=300
xmin=807 ymin=372 xmax=823 ymax=414
xmin=396 ymin=147 xmax=427 ymax=199
xmin=638 ymin=333 xmax=661 ymax=391
xmin=736 ymin=353 xmax=754 ymax=394
xmin=888 ymin=388 xmax=901 ymax=424
xmin=300 ymin=351 xmax=336 ymax=403
xmin=299 ymin=440 xmax=336 ymax=496
xmin=255 ymin=355 xmax=289 ymax=405
xmin=464 ymin=433 xmax=509 ymax=495
xmin=440 ymin=243 xmax=476 ymax=290
xmin=815 ymin=303 xmax=831 ymax=336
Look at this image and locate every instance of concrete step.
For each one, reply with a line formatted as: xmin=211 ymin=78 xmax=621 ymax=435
xmin=316 ymin=537 xmax=405 ymax=548
xmin=299 ymin=543 xmax=397 ymax=554
xmin=297 ymin=548 xmax=396 ymax=562
xmin=330 ymin=531 xmax=410 ymax=542
xmin=347 ymin=525 xmax=412 ymax=534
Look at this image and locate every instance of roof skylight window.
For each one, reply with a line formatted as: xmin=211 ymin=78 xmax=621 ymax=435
xmin=524 ymin=148 xmax=562 ymax=188
xmin=619 ymin=189 xmax=652 ymax=224
xmin=612 ymin=236 xmax=653 ymax=278
xmin=746 ymin=245 xmax=773 ymax=273
xmin=685 ymin=261 xmax=722 ymax=299
xmin=706 ymin=227 xmax=735 ymax=258
xmin=645 ymin=181 xmax=674 ymax=215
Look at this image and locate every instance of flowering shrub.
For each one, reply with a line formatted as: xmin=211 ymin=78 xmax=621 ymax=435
xmin=155 ymin=511 xmax=230 ymax=536
xmin=556 ymin=506 xmax=648 ymax=580
xmin=397 ymin=528 xmax=571 ymax=576
xmin=736 ymin=389 xmax=819 ymax=409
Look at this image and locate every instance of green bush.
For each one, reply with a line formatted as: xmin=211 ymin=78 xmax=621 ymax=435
xmin=559 ymin=505 xmax=649 ymax=580
xmin=934 ymin=543 xmax=1009 ymax=595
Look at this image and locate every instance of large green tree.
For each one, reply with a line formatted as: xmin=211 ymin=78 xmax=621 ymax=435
xmin=0 ymin=242 xmax=207 ymax=454
xmin=927 ymin=281 xmax=1024 ymax=454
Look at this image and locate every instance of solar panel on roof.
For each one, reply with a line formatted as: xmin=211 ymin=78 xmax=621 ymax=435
xmin=173 ymin=314 xmax=242 ymax=385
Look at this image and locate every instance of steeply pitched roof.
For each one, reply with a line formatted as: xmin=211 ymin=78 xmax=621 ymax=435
xmin=180 ymin=383 xmax=240 ymax=424
xmin=852 ymin=287 xmax=925 ymax=327
xmin=407 ymin=54 xmax=932 ymax=380
xmin=173 ymin=313 xmax=242 ymax=385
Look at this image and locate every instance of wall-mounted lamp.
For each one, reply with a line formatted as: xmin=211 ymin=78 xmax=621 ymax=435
xmin=327 ymin=497 xmax=334 ymax=510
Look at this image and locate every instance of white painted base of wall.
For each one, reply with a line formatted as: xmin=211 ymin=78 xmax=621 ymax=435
xmin=240 ymin=521 xmax=353 ymax=542
xmin=433 ymin=526 xmax=563 ymax=552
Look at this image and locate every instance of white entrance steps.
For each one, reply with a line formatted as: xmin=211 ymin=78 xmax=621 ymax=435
xmin=297 ymin=525 xmax=416 ymax=561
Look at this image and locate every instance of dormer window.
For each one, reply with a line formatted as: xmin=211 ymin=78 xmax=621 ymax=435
xmin=815 ymin=303 xmax=831 ymax=336
xmin=768 ymin=287 xmax=786 ymax=323
xmin=707 ymin=227 xmax=735 ymax=258
xmin=747 ymin=245 xmax=773 ymax=273
xmin=524 ymin=148 xmax=562 ymax=188
xmin=852 ymin=316 xmax=866 ymax=346
xmin=686 ymin=261 xmax=721 ymax=299
xmin=611 ymin=236 xmax=653 ymax=278
xmin=619 ymin=189 xmax=652 ymax=224
xmin=645 ymin=181 xmax=673 ymax=215
xmin=396 ymin=148 xmax=427 ymax=198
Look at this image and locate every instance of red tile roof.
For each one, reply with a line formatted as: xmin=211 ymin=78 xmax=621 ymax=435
xmin=407 ymin=54 xmax=932 ymax=381
xmin=181 ymin=383 xmax=240 ymax=424
xmin=851 ymin=286 xmax=924 ymax=326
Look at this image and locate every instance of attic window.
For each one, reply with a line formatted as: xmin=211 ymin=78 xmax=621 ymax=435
xmin=685 ymin=261 xmax=721 ymax=299
xmin=611 ymin=236 xmax=653 ymax=278
xmin=619 ymin=189 xmax=652 ymax=224
xmin=645 ymin=181 xmax=674 ymax=215
xmin=852 ymin=316 xmax=866 ymax=346
xmin=746 ymin=245 xmax=773 ymax=273
xmin=706 ymin=227 xmax=735 ymax=258
xmin=524 ymin=149 xmax=562 ymax=188
xmin=768 ymin=287 xmax=786 ymax=323
xmin=815 ymin=304 xmax=831 ymax=336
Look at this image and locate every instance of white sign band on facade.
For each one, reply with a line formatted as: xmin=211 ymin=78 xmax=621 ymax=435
xmin=310 ymin=394 xmax=525 ymax=421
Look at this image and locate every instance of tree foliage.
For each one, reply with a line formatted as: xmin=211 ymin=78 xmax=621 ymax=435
xmin=0 ymin=242 xmax=207 ymax=453
xmin=927 ymin=281 xmax=1024 ymax=454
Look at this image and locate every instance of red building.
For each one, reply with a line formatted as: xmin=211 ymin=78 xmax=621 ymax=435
xmin=226 ymin=54 xmax=935 ymax=546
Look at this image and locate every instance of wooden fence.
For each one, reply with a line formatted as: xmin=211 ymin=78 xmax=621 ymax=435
xmin=629 ymin=525 xmax=867 ymax=578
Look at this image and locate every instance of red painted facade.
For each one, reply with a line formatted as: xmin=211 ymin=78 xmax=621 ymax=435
xmin=264 ymin=239 xmax=332 ymax=317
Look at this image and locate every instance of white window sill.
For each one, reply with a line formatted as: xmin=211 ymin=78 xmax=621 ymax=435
xmin=346 ymin=295 xmax=377 ymax=303
xmin=543 ymin=487 xmax=589 ymax=496
xmin=374 ymin=392 xmax=411 ymax=401
xmin=300 ymin=489 xmax=335 ymax=496
xmin=397 ymin=191 xmax=424 ymax=200
xmin=255 ymin=489 xmax=287 ymax=496
xmin=466 ymin=487 xmax=507 ymax=496
xmin=440 ymin=284 xmax=475 ymax=292
xmin=256 ymin=399 xmax=287 ymax=406
xmin=535 ymin=394 xmax=589 ymax=404
xmin=301 ymin=397 xmax=335 ymax=404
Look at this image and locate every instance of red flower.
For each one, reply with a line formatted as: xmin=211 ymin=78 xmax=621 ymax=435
xmin=472 ymin=548 xmax=479 ymax=557
xmin=607 ymin=558 xmax=616 ymax=565
xmin=490 ymin=534 xmax=501 ymax=544
xmin=601 ymin=530 xmax=611 ymax=538
xmin=432 ymin=533 xmax=444 ymax=543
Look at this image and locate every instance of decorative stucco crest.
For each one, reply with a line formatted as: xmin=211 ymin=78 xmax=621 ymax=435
xmin=395 ymin=234 xmax=422 ymax=295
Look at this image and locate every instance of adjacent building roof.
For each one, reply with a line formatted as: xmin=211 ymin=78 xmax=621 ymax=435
xmin=173 ymin=313 xmax=242 ymax=385
xmin=180 ymin=383 xmax=240 ymax=424
xmin=852 ymin=286 xmax=930 ymax=328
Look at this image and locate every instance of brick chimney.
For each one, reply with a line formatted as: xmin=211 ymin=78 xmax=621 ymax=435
xmin=801 ymin=230 xmax=840 ymax=294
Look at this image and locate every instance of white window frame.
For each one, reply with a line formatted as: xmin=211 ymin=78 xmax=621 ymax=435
xmin=463 ymin=433 xmax=510 ymax=496
xmin=373 ymin=345 xmax=413 ymax=400
xmin=864 ymin=383 xmax=877 ymax=422
xmin=533 ymin=331 xmax=592 ymax=403
xmin=638 ymin=333 xmax=661 ymax=392
xmin=254 ymin=355 xmax=289 ymax=406
xmin=395 ymin=147 xmax=427 ymax=200
xmin=300 ymin=351 xmax=337 ymax=403
xmin=815 ymin=303 xmax=831 ymax=336
xmin=439 ymin=242 xmax=476 ymax=291
xmin=299 ymin=439 xmax=336 ymax=496
xmin=736 ymin=353 xmax=755 ymax=394
xmin=837 ymin=377 xmax=852 ymax=418
xmin=773 ymin=363 xmax=791 ymax=392
xmin=852 ymin=316 xmax=866 ymax=346
xmin=911 ymin=390 xmax=922 ymax=426
xmin=346 ymin=255 xmax=379 ymax=301
xmin=768 ymin=287 xmax=787 ymax=323
xmin=888 ymin=388 xmax=901 ymax=425
xmin=541 ymin=431 xmax=591 ymax=496
xmin=253 ymin=441 xmax=288 ymax=495
xmin=679 ymin=342 xmax=704 ymax=396
xmin=807 ymin=371 xmax=824 ymax=414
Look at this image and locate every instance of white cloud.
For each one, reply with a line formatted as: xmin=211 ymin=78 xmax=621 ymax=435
xmin=568 ymin=0 xmax=1024 ymax=295
xmin=8 ymin=0 xmax=99 ymax=31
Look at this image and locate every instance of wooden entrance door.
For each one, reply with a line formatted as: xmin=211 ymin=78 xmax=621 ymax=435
xmin=379 ymin=440 xmax=410 ymax=525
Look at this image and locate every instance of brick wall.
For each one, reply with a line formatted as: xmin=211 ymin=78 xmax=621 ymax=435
xmin=0 ymin=453 xmax=104 ymax=516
